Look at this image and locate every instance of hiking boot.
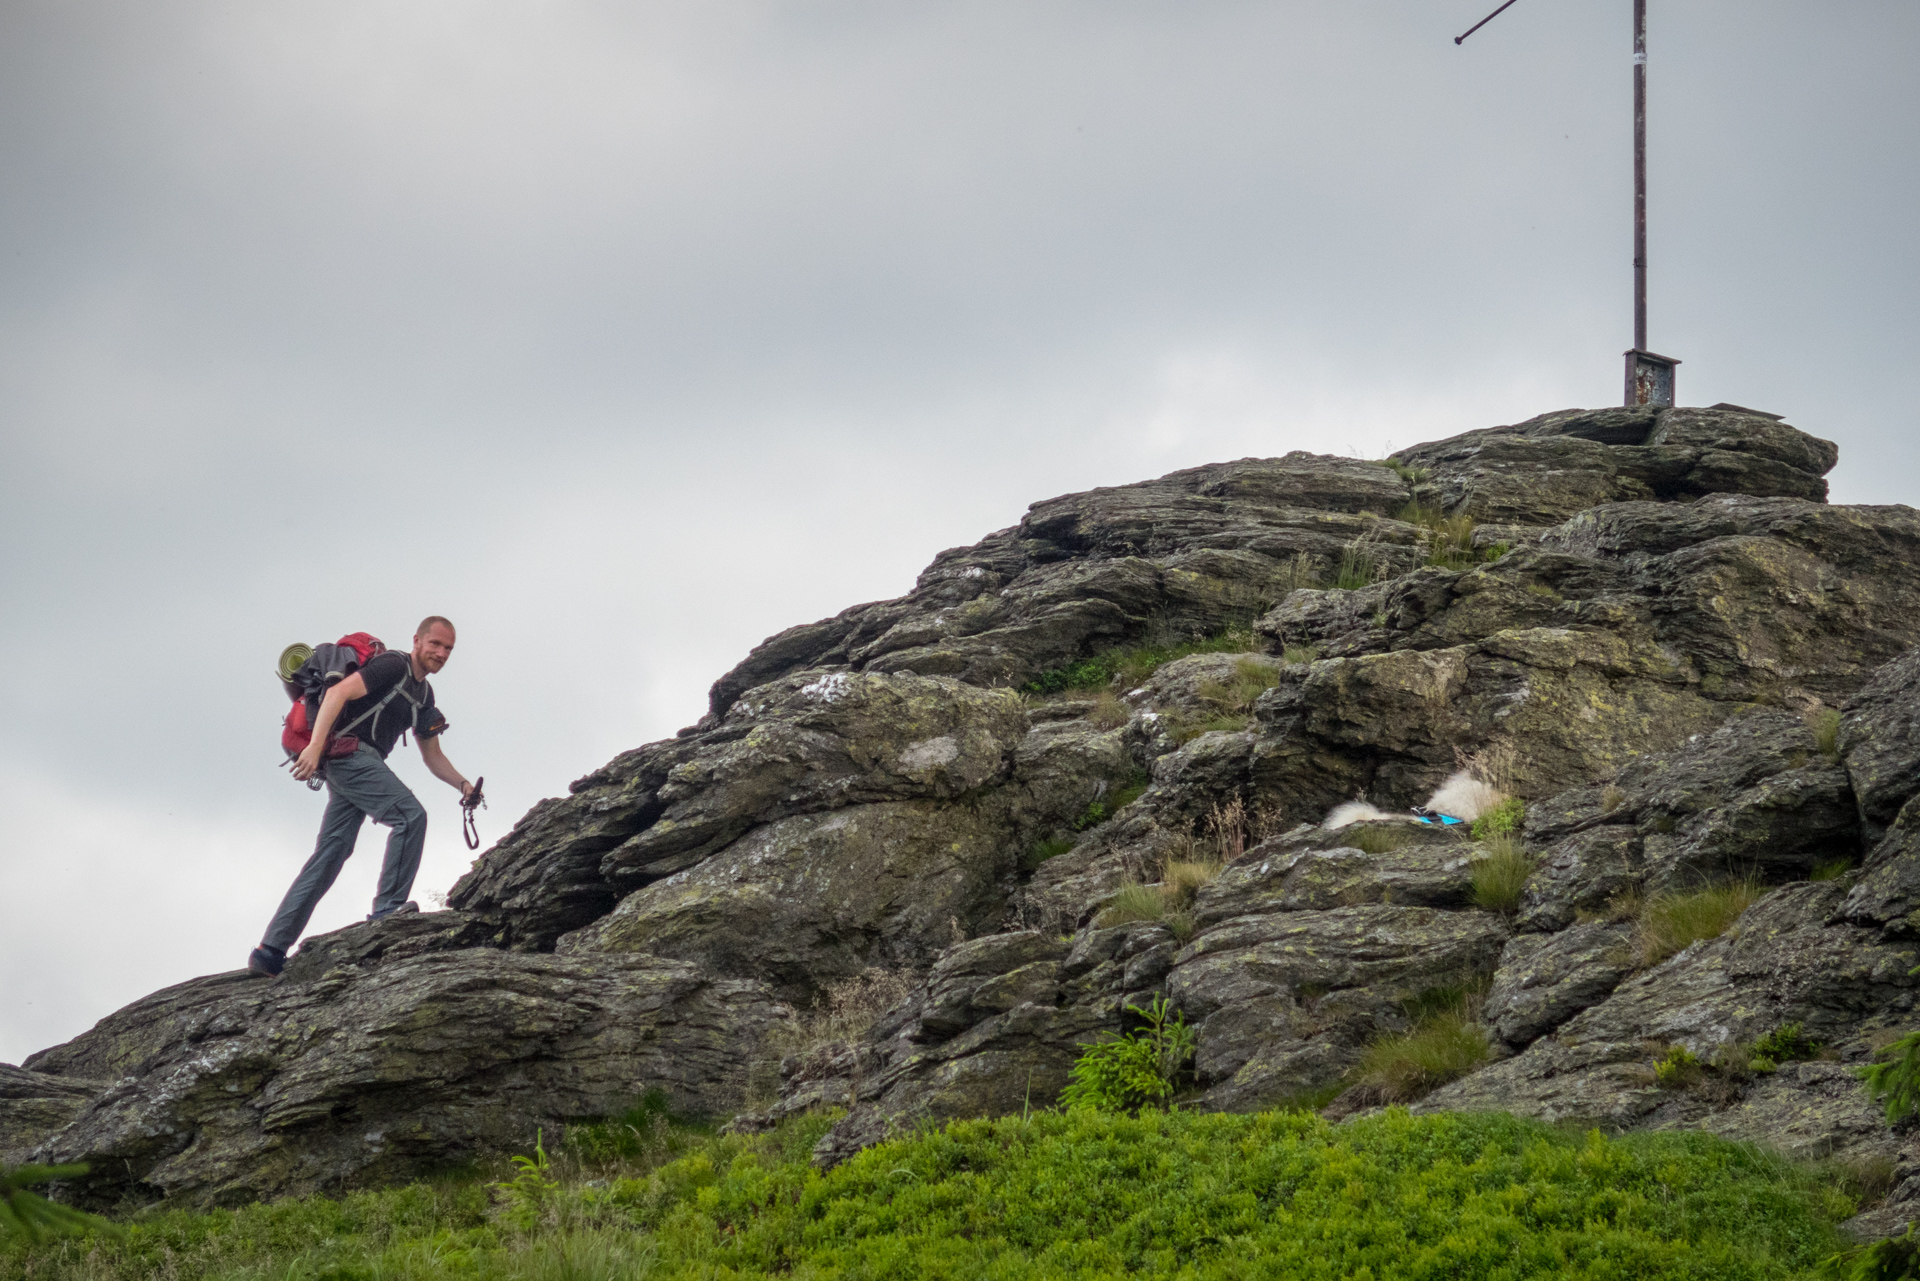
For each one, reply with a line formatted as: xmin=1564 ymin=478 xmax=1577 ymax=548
xmin=366 ymin=901 xmax=420 ymax=923
xmin=247 ymin=945 xmax=286 ymax=978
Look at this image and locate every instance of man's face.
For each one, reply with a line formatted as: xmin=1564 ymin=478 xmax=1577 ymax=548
xmin=414 ymin=624 xmax=456 ymax=673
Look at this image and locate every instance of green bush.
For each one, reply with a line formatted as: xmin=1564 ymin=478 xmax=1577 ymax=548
xmin=1749 ymin=1022 xmax=1824 ymax=1073
xmin=3 ymin=1109 xmax=1861 ymax=1280
xmin=1821 ymin=1224 xmax=1920 ymax=1281
xmin=1654 ymin=1044 xmax=1705 ymax=1088
xmin=1469 ymin=795 xmax=1525 ymax=841
xmin=1470 ymin=835 xmax=1536 ymax=914
xmin=1058 ymin=996 xmax=1196 ymax=1114
xmin=1859 ymin=1031 xmax=1920 ymax=1124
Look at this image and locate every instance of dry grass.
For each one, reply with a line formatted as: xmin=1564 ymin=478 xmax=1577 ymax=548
xmin=1633 ymin=878 xmax=1762 ymax=968
xmin=1088 ymin=690 xmax=1131 ymax=730
xmin=1204 ymin=796 xmax=1249 ymax=864
xmin=1470 ymin=835 xmax=1536 ymax=914
xmin=776 ymin=967 xmax=921 ymax=1057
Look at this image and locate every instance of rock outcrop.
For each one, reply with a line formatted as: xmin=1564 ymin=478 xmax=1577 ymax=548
xmin=20 ymin=403 xmax=1920 ymax=1226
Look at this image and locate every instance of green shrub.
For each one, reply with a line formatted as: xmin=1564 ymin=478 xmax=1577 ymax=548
xmin=1811 ymin=857 xmax=1855 ymax=882
xmin=490 ymin=1131 xmax=561 ymax=1231
xmin=1859 ymin=1031 xmax=1920 ymax=1124
xmin=1634 ymin=878 xmax=1762 ymax=968
xmin=1470 ymin=835 xmax=1536 ymax=914
xmin=1023 ymin=626 xmax=1262 ymax=696
xmin=1059 ymin=996 xmax=1196 ymax=1114
xmin=1354 ymin=1008 xmax=1492 ymax=1103
xmin=1749 ymin=1022 xmax=1824 ymax=1072
xmin=1469 ymin=795 xmax=1525 ymax=841
xmin=3 ymin=1110 xmax=1860 ymax=1280
xmin=1654 ymin=1044 xmax=1705 ymax=1088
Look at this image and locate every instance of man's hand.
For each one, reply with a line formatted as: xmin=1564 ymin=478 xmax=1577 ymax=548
xmin=291 ymin=742 xmax=326 ymax=782
xmin=459 ymin=778 xmax=475 ymax=803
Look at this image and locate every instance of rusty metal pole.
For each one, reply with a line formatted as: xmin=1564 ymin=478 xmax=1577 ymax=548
xmin=1633 ymin=0 xmax=1648 ymax=355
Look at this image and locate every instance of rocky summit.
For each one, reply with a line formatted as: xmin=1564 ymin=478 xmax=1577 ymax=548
xmin=12 ymin=404 xmax=1920 ymax=1228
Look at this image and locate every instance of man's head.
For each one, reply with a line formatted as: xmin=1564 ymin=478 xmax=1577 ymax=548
xmin=412 ymin=616 xmax=456 ymax=674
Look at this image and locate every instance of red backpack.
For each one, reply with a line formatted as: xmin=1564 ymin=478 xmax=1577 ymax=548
xmin=279 ymin=633 xmax=387 ymax=762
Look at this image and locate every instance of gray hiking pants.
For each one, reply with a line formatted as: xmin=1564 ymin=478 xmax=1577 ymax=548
xmin=262 ymin=743 xmax=427 ymax=953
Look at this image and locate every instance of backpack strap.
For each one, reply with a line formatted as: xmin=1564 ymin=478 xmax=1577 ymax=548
xmin=334 ymin=680 xmax=410 ymax=742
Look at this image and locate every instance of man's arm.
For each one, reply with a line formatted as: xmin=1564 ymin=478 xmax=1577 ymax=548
xmin=289 ymin=672 xmax=368 ymax=781
xmin=417 ymin=733 xmax=473 ymax=800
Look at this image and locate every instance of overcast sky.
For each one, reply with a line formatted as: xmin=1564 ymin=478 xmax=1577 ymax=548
xmin=4 ymin=0 xmax=1916 ymax=1067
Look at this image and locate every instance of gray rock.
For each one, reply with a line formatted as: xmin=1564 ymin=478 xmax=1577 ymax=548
xmin=1516 ymin=827 xmax=1642 ymax=933
xmin=29 ymin=944 xmax=787 ymax=1207
xmin=1841 ymin=647 xmax=1920 ymax=842
xmin=1 ymin=1064 xmax=106 ymax=1165
xmin=1483 ymin=922 xmax=1635 ymax=1045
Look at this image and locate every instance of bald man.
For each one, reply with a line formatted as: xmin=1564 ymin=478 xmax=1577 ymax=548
xmin=248 ymin=616 xmax=476 ymax=977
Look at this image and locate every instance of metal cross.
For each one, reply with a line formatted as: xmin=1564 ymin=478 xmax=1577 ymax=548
xmin=1457 ymin=0 xmax=1678 ymax=406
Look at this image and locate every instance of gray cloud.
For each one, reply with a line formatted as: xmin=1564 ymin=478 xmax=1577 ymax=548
xmin=4 ymin=0 xmax=1917 ymax=1062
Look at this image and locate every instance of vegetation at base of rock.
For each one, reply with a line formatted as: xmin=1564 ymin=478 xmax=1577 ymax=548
xmin=1022 ymin=627 xmax=1261 ymax=696
xmin=1354 ymin=992 xmax=1494 ymax=1103
xmin=2 ymin=1109 xmax=1861 ymax=1281
xmin=1071 ymin=773 xmax=1150 ymax=830
xmin=1471 ymin=834 xmax=1537 ymax=914
xmin=1748 ymin=1022 xmax=1826 ymax=1074
xmin=1858 ymin=1031 xmax=1920 ymax=1124
xmin=1085 ymin=689 xmax=1131 ymax=729
xmin=1470 ymin=795 xmax=1526 ymax=841
xmin=1096 ymin=854 xmax=1221 ymax=942
xmin=1059 ymin=996 xmax=1196 ymax=1113
xmin=1811 ymin=857 xmax=1855 ymax=882
xmin=1333 ymin=533 xmax=1384 ymax=589
xmin=1196 ymin=657 xmax=1281 ymax=714
xmin=1165 ymin=710 xmax=1249 ymax=745
xmin=776 ymin=968 xmax=921 ymax=1058
xmin=1653 ymin=1044 xmax=1705 ymax=1089
xmin=1020 ymin=835 xmax=1075 ymax=872
xmin=1280 ymin=641 xmax=1321 ymax=664
xmin=0 ymin=1165 xmax=117 ymax=1243
xmin=1633 ymin=878 xmax=1763 ymax=968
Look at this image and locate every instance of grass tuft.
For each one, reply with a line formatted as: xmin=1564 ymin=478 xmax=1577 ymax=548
xmin=1807 ymin=706 xmax=1844 ymax=759
xmin=1088 ymin=690 xmax=1131 ymax=730
xmin=1810 ymin=857 xmax=1854 ymax=882
xmin=1470 ymin=835 xmax=1536 ymax=914
xmin=1633 ymin=878 xmax=1762 ymax=968
xmin=1348 ymin=823 xmax=1417 ymax=855
xmin=1354 ymin=1008 xmax=1493 ymax=1104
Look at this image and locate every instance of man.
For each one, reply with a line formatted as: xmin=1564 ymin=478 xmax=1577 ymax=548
xmin=248 ymin=616 xmax=476 ymax=977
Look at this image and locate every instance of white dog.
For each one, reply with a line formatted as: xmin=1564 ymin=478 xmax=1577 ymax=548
xmin=1323 ymin=770 xmax=1504 ymax=830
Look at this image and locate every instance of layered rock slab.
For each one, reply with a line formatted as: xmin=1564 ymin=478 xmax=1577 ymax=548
xmin=26 ymin=922 xmax=786 ymax=1207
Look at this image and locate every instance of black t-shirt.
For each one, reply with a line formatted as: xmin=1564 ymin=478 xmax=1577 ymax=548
xmin=333 ymin=651 xmax=447 ymax=758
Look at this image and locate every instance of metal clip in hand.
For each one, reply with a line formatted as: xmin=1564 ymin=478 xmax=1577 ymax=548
xmin=461 ymin=776 xmax=487 ymax=850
